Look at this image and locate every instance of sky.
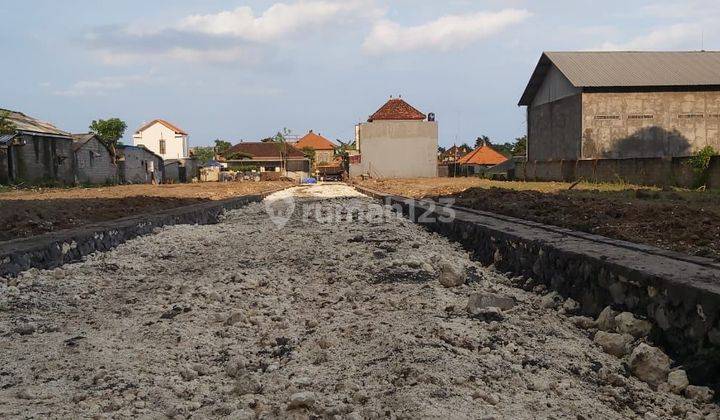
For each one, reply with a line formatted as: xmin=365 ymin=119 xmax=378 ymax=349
xmin=1 ymin=0 xmax=719 ymax=148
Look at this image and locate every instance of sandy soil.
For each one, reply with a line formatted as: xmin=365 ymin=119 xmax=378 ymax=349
xmin=0 ymin=181 xmax=292 ymax=242
xmin=358 ymin=178 xmax=720 ymax=261
xmin=0 ymin=184 xmax=715 ymax=419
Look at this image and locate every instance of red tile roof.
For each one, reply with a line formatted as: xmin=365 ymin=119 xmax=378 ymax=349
xmin=295 ymin=130 xmax=336 ymax=150
xmin=135 ymin=119 xmax=188 ymax=136
xmin=368 ymin=98 xmax=426 ymax=122
xmin=457 ymin=144 xmax=509 ymax=166
xmin=224 ymin=142 xmax=306 ymax=160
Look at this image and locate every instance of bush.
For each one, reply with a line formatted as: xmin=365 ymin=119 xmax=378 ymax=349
xmin=686 ymin=146 xmax=718 ymax=189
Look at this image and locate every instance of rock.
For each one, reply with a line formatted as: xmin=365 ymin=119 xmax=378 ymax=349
xmin=472 ymin=390 xmax=499 ymax=405
xmin=179 ymin=366 xmax=199 ymax=381
xmin=225 ymin=357 xmax=248 ymax=378
xmin=614 ymin=312 xmax=652 ymax=338
xmin=684 ymin=385 xmax=714 ymax=403
xmin=470 ymin=307 xmax=505 ymax=322
xmin=593 ymin=331 xmax=634 ymax=357
xmin=372 ymin=250 xmax=387 ymax=259
xmin=540 ymin=291 xmax=562 ymax=309
xmin=438 ymin=262 xmax=465 ymax=288
xmin=628 ymin=343 xmax=671 ymax=386
xmin=224 ymin=312 xmax=246 ymax=326
xmin=287 ymin=391 xmax=316 ymax=409
xmin=596 ymin=306 xmax=618 ymax=332
xmin=14 ymin=322 xmax=36 ymax=336
xmin=234 ymin=375 xmax=262 ymax=396
xmin=562 ymin=298 xmax=580 ymax=314
xmin=570 ymin=316 xmax=597 ymax=329
xmin=466 ymin=293 xmax=515 ymax=314
xmin=16 ymin=388 xmax=34 ymax=400
xmin=667 ymin=370 xmax=689 ymax=394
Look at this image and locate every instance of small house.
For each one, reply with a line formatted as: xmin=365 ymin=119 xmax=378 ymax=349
xmin=133 ymin=119 xmax=189 ymax=160
xmin=72 ymin=133 xmax=118 ymax=185
xmin=456 ymin=143 xmax=509 ymax=175
xmin=294 ymin=130 xmax=336 ymax=167
xmin=0 ymin=109 xmax=74 ymax=185
xmin=223 ymin=141 xmax=310 ymax=180
xmin=117 ymin=144 xmax=164 ymax=184
xmin=351 ymin=97 xmax=438 ymax=178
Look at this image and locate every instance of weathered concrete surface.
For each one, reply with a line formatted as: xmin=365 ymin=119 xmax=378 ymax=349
xmin=355 ymin=184 xmax=720 ymax=387
xmin=0 ymin=187 xmax=287 ymax=277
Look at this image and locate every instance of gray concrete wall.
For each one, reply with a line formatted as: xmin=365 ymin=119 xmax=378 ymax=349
xmin=532 ymin=65 xmax=581 ymax=107
xmin=528 ymin=94 xmax=582 ymax=161
xmin=518 ymin=156 xmax=720 ymax=189
xmin=74 ymin=137 xmax=118 ymax=185
xmin=354 ymin=120 xmax=438 ymax=178
xmin=9 ymin=135 xmax=75 ymax=185
xmin=164 ymin=162 xmax=180 ymax=183
xmin=582 ymin=91 xmax=720 ymax=159
xmin=0 ymin=150 xmax=9 ymax=184
xmin=119 ymin=147 xmax=163 ymax=184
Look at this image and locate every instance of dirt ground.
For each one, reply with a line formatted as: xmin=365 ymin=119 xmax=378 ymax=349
xmin=358 ymin=178 xmax=720 ymax=261
xmin=0 ymin=181 xmax=292 ymax=242
xmin=0 ymin=185 xmax=716 ymax=419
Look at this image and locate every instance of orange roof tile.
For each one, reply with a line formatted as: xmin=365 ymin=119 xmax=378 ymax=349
xmin=457 ymin=144 xmax=509 ymax=166
xmin=368 ymin=98 xmax=426 ymax=122
xmin=135 ymin=119 xmax=188 ymax=136
xmin=295 ymin=130 xmax=335 ymax=150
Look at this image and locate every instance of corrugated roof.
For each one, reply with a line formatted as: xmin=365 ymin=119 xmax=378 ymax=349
xmin=519 ymin=51 xmax=720 ymax=106
xmin=457 ymin=144 xmax=508 ymax=166
xmin=368 ymin=98 xmax=426 ymax=122
xmin=135 ymin=119 xmax=188 ymax=136
xmin=0 ymin=108 xmax=71 ymax=137
xmin=224 ymin=142 xmax=306 ymax=160
xmin=295 ymin=131 xmax=336 ymax=150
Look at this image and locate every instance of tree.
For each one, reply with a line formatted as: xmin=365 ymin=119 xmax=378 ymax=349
xmin=191 ymin=146 xmax=215 ymax=164
xmin=273 ymin=128 xmax=292 ymax=175
xmin=438 ymin=146 xmax=447 ymax=154
xmin=474 ymin=135 xmax=491 ymax=148
xmin=511 ymin=135 xmax=527 ymax=157
xmin=89 ymin=118 xmax=127 ymax=156
xmin=0 ymin=111 xmax=16 ymax=135
xmin=214 ymin=139 xmax=232 ymax=155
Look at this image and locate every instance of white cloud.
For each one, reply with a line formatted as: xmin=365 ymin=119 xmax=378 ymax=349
xmin=362 ymin=9 xmax=531 ymax=55
xmin=597 ymin=23 xmax=703 ymax=50
xmin=178 ymin=0 xmax=381 ymax=41
xmin=53 ymin=74 xmax=152 ymax=97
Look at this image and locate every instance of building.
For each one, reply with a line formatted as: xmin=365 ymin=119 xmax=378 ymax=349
xmin=294 ymin=130 xmax=336 ymax=167
xmin=133 ymin=119 xmax=189 ymax=160
xmin=519 ymin=51 xmax=720 ymax=162
xmin=117 ymin=144 xmax=164 ymax=184
xmin=0 ymin=109 xmax=75 ymax=185
xmin=163 ymin=158 xmax=200 ymax=183
xmin=223 ymin=141 xmax=310 ymax=180
xmin=72 ymin=133 xmax=118 ymax=185
xmin=439 ymin=144 xmax=473 ymax=164
xmin=457 ymin=143 xmax=509 ymax=175
xmin=351 ymin=97 xmax=438 ymax=178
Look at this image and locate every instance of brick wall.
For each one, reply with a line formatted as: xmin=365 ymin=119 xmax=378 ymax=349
xmin=10 ymin=135 xmax=74 ymax=184
xmin=74 ymin=137 xmax=118 ymax=185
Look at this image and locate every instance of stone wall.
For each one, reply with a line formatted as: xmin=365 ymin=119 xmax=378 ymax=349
xmin=355 ymin=185 xmax=720 ymax=386
xmin=518 ymin=156 xmax=720 ymax=189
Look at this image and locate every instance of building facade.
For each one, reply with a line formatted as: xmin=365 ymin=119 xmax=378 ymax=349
xmin=351 ymin=98 xmax=438 ymax=178
xmin=117 ymin=145 xmax=164 ymax=184
xmin=133 ymin=119 xmax=189 ymax=160
xmin=519 ymin=52 xmax=720 ymax=162
xmin=294 ymin=130 xmax=336 ymax=167
xmin=72 ymin=133 xmax=118 ymax=185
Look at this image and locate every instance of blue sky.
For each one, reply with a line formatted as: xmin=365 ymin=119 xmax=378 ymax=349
xmin=2 ymin=0 xmax=718 ymax=147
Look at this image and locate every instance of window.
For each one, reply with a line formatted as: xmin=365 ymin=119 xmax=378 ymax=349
xmin=627 ymin=114 xmax=654 ymax=120
xmin=159 ymin=139 xmax=166 ymax=155
xmin=678 ymin=113 xmax=704 ymax=119
xmin=594 ymin=115 xmax=620 ymax=120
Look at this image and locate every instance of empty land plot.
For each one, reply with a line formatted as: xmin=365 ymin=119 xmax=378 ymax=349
xmin=357 ymin=178 xmax=720 ymax=260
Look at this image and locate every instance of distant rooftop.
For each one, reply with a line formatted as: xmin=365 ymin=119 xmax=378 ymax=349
xmin=135 ymin=119 xmax=188 ymax=136
xmin=295 ymin=130 xmax=335 ymax=150
xmin=0 ymin=108 xmax=70 ymax=137
xmin=368 ymin=98 xmax=426 ymax=122
xmin=519 ymin=51 xmax=720 ymax=106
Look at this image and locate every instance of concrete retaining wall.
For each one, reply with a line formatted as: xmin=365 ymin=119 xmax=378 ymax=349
xmin=355 ymin=184 xmax=720 ymax=386
xmin=518 ymin=156 xmax=720 ymax=189
xmin=0 ymin=188 xmax=285 ymax=277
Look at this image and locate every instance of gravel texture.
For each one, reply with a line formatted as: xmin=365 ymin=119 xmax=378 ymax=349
xmin=0 ymin=184 xmax=717 ymax=419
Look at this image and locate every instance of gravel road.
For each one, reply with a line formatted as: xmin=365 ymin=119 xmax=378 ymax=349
xmin=0 ymin=184 xmax=716 ymax=419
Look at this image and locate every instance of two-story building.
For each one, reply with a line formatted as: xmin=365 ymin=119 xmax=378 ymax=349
xmin=132 ymin=119 xmax=189 ymax=160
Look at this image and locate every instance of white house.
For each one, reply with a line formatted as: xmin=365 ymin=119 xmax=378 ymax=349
xmin=132 ymin=119 xmax=189 ymax=160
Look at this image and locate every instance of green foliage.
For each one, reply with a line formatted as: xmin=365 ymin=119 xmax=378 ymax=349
xmin=301 ymin=146 xmax=316 ymax=165
xmin=225 ymin=151 xmax=253 ymax=160
xmin=686 ymin=146 xmax=718 ymax=188
xmin=192 ymin=146 xmax=215 ymax=164
xmin=89 ymin=118 xmax=127 ymax=155
xmin=214 ymin=139 xmax=232 ymax=155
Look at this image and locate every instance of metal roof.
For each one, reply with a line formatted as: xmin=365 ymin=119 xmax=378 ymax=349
xmin=519 ymin=51 xmax=720 ymax=106
xmin=0 ymin=108 xmax=71 ymax=137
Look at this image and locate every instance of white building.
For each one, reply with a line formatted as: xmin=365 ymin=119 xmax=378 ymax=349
xmin=132 ymin=119 xmax=189 ymax=160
